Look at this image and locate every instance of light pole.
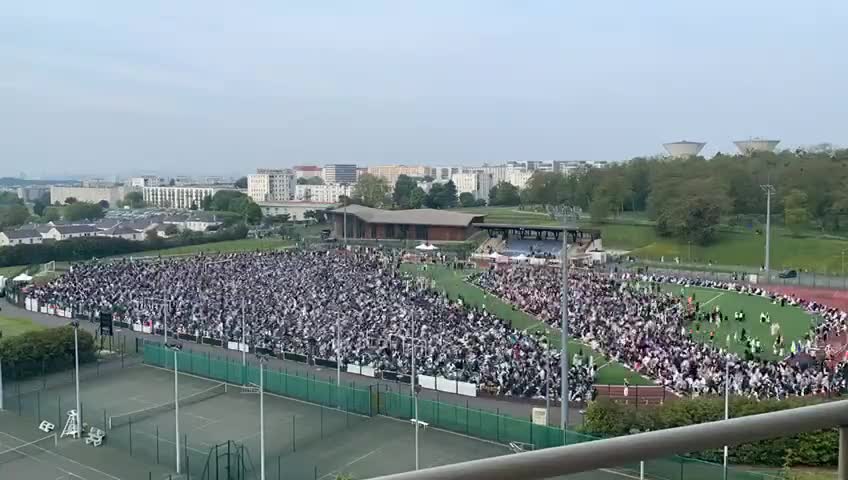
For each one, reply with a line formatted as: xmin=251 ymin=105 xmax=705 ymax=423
xmin=257 ymin=354 xmax=268 ymax=480
xmin=723 ymin=357 xmax=731 ymax=480
xmin=388 ymin=303 xmax=426 ymax=471
xmin=343 ymin=202 xmax=348 ymax=245
xmin=336 ymin=313 xmax=342 ymax=399
xmin=167 ymin=343 xmax=183 ymax=475
xmin=761 ymin=183 xmax=775 ymax=283
xmin=0 ymin=357 xmax=4 ymax=411
xmin=555 ymin=208 xmax=572 ymax=431
xmin=241 ymin=300 xmax=247 ymax=367
xmin=70 ymin=321 xmax=82 ymax=438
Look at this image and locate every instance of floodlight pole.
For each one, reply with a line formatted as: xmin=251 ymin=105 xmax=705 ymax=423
xmin=545 ymin=345 xmax=551 ymax=425
xmin=0 ymin=358 xmax=4 ymax=410
xmin=259 ymin=356 xmax=267 ymax=480
xmin=72 ymin=321 xmax=82 ymax=438
xmin=560 ymin=217 xmax=569 ymax=431
xmin=761 ymin=184 xmax=775 ymax=283
xmin=412 ymin=307 xmax=419 ymax=471
xmin=336 ymin=314 xmax=342 ymax=396
xmin=723 ymin=358 xmax=730 ymax=480
xmin=169 ymin=345 xmax=182 ymax=475
xmin=241 ymin=300 xmax=246 ymax=367
xmin=343 ymin=202 xmax=348 ymax=245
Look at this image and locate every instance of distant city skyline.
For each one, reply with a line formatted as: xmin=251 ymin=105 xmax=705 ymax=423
xmin=3 ymin=1 xmax=847 ymax=177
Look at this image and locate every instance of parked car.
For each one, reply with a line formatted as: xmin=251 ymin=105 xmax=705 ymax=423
xmin=778 ymin=269 xmax=798 ymax=279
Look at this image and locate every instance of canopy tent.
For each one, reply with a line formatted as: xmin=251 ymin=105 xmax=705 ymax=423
xmin=12 ymin=273 xmax=33 ymax=282
xmin=415 ymin=243 xmax=439 ymax=251
xmin=513 ymin=254 xmax=529 ymax=262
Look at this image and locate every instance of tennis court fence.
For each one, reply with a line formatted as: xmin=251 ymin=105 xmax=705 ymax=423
xmin=142 ymin=342 xmax=779 ymax=480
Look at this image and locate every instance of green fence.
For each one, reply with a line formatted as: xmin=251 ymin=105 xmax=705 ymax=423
xmin=143 ymin=342 xmax=372 ymax=416
xmin=142 ymin=342 xmax=780 ymax=480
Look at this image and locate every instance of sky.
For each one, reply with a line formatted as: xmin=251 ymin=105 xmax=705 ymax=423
xmin=2 ymin=1 xmax=847 ymax=178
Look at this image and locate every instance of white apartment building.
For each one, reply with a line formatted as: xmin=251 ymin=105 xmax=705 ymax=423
xmin=507 ymin=170 xmax=534 ymax=189
xmin=322 ymin=164 xmax=358 ymax=184
xmin=366 ymin=165 xmax=432 ymax=187
xmin=451 ymin=172 xmax=495 ymax=202
xmin=128 ymin=176 xmax=164 ymax=188
xmin=294 ymin=183 xmax=352 ymax=203
xmin=247 ymin=169 xmax=295 ymax=203
xmin=50 ymin=186 xmax=134 ymax=206
xmin=142 ymin=186 xmax=219 ymax=209
xmin=293 ymin=166 xmax=323 ymax=179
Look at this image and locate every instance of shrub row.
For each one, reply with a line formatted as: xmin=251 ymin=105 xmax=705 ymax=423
xmin=583 ymin=397 xmax=838 ymax=467
xmin=0 ymin=224 xmax=248 ymax=267
xmin=0 ymin=326 xmax=97 ymax=381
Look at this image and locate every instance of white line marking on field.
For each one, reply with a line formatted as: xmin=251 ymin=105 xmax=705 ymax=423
xmin=600 ymin=467 xmax=643 ymax=480
xmin=0 ymin=431 xmax=119 ymax=480
xmin=318 ymin=448 xmax=383 ymax=480
xmin=702 ymin=292 xmax=726 ymax=306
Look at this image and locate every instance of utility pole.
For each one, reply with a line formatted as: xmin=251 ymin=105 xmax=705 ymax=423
xmin=761 ymin=183 xmax=775 ymax=283
xmin=559 ymin=211 xmax=570 ymax=431
xmin=241 ymin=300 xmax=246 ymax=367
xmin=343 ymin=202 xmax=348 ymax=245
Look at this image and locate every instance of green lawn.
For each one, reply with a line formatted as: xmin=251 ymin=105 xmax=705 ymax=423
xmin=0 ymin=265 xmax=29 ymax=279
xmin=113 ymin=238 xmax=293 ymax=258
xmin=0 ymin=314 xmax=45 ymax=337
xmin=400 ymin=264 xmax=652 ymax=385
xmin=658 ymin=285 xmax=815 ymax=359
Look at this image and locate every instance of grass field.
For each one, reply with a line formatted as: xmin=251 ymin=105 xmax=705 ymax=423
xmin=0 ymin=265 xmax=29 ymax=279
xmin=400 ymin=263 xmax=652 ymax=385
xmin=658 ymin=285 xmax=816 ymax=359
xmin=0 ymin=314 xmax=45 ymax=337
xmin=455 ymin=207 xmax=848 ymax=272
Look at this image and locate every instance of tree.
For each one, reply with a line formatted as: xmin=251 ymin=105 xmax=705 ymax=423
xmin=0 ymin=192 xmax=23 ymax=205
xmin=123 ymin=191 xmax=145 ymax=209
xmin=653 ymin=178 xmax=731 ymax=245
xmin=783 ymin=189 xmax=810 ymax=236
xmin=408 ymin=187 xmax=427 ymax=209
xmin=64 ymin=202 xmax=105 ymax=221
xmin=211 ymin=190 xmax=247 ymax=212
xmin=163 ymin=224 xmax=179 ymax=236
xmin=442 ymin=180 xmax=459 ymax=208
xmin=589 ymin=195 xmax=612 ymax=223
xmin=488 ymin=181 xmax=520 ymax=206
xmin=0 ymin=204 xmax=30 ymax=229
xmin=297 ymin=177 xmax=324 ymax=185
xmin=352 ymin=174 xmax=390 ymax=208
xmin=523 ymin=172 xmax=567 ymax=206
xmin=64 ymin=197 xmax=77 ymax=204
xmin=234 ymin=176 xmax=248 ymax=189
xmin=263 ymin=214 xmax=291 ymax=226
xmin=459 ymin=192 xmax=478 ymax=208
xmin=98 ymin=200 xmax=110 ymax=209
xmin=304 ymin=210 xmax=327 ymax=223
xmin=200 ymin=195 xmax=213 ymax=211
xmin=424 ymin=180 xmax=459 ymax=209
xmin=393 ymin=175 xmax=419 ymax=208
xmin=42 ymin=206 xmax=62 ymax=222
xmin=32 ymin=199 xmax=48 ymax=217
xmin=168 ymin=178 xmax=176 ymax=186
xmin=227 ymin=196 xmax=263 ymax=224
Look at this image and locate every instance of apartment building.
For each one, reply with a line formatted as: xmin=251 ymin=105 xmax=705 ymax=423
xmin=247 ymin=169 xmax=295 ymax=203
xmin=322 ymin=164 xmax=358 ymax=184
xmin=142 ymin=185 xmax=220 ymax=209
xmin=294 ymin=183 xmax=352 ymax=203
xmin=366 ymin=165 xmax=432 ymax=187
xmin=293 ymin=166 xmax=323 ymax=180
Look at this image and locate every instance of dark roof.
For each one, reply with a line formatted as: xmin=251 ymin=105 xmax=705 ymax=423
xmin=52 ymin=225 xmax=98 ymax=234
xmin=2 ymin=229 xmax=41 ymax=239
xmin=94 ymin=219 xmax=121 ymax=229
xmin=328 ymin=205 xmax=484 ymax=227
xmin=106 ymin=225 xmax=140 ymax=235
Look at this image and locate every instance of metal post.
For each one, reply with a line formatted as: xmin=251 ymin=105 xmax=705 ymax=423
xmin=761 ymin=183 xmax=775 ymax=283
xmin=173 ymin=349 xmax=181 ymax=474
xmin=164 ymin=300 xmax=169 ymax=345
xmin=723 ymin=359 xmax=730 ymax=480
xmin=639 ymin=461 xmax=644 ymax=480
xmin=74 ymin=324 xmax=82 ymax=438
xmin=343 ymin=202 xmax=347 ymax=245
xmin=241 ymin=300 xmax=246 ymax=367
xmin=260 ymin=360 xmax=266 ymax=480
xmin=545 ymin=345 xmax=550 ymax=425
xmin=336 ymin=314 xmax=342 ymax=405
xmin=412 ymin=308 xmax=419 ymax=471
xmin=840 ymin=426 xmax=848 ymax=480
xmin=560 ymin=224 xmax=569 ymax=430
xmin=0 ymin=358 xmax=4 ymax=410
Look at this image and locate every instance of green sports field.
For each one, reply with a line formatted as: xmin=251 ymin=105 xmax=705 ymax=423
xmin=0 ymin=315 xmax=45 ymax=337
xmin=659 ymin=284 xmax=816 ymax=359
xmin=400 ymin=264 xmax=653 ymax=385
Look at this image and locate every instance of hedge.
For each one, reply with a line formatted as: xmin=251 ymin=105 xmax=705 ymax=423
xmin=0 ymin=224 xmax=248 ymax=267
xmin=0 ymin=326 xmax=97 ymax=381
xmin=583 ymin=397 xmax=838 ymax=467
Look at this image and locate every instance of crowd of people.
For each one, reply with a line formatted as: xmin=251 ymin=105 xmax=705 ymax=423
xmin=28 ymin=249 xmax=594 ymax=402
xmin=472 ymin=267 xmax=848 ymax=399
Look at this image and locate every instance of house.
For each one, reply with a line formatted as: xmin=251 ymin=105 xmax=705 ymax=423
xmin=0 ymin=229 xmax=44 ymax=247
xmin=42 ymin=225 xmax=99 ymax=241
xmin=98 ymin=225 xmax=145 ymax=241
xmin=185 ymin=213 xmax=223 ymax=232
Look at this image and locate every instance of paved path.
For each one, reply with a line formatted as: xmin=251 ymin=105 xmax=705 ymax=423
xmin=3 ymin=302 xmax=585 ymax=428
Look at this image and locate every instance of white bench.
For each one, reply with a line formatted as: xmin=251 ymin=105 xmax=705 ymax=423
xmin=38 ymin=421 xmax=55 ymax=433
xmin=85 ymin=427 xmax=106 ymax=447
xmin=410 ymin=419 xmax=429 ymax=430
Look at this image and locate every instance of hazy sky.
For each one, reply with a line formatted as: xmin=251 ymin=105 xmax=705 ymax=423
xmin=2 ymin=1 xmax=846 ymax=178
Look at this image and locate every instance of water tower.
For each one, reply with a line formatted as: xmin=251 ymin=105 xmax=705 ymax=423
xmin=663 ymin=141 xmax=706 ymax=158
xmin=734 ymin=138 xmax=780 ymax=155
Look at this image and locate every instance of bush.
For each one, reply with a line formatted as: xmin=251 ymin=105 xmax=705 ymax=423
xmin=0 ymin=326 xmax=96 ymax=381
xmin=583 ymin=397 xmax=837 ymax=467
xmin=0 ymin=224 xmax=249 ymax=267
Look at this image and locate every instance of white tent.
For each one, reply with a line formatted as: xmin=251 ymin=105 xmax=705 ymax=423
xmin=12 ymin=273 xmax=33 ymax=283
xmin=415 ymin=243 xmax=439 ymax=251
xmin=488 ymin=252 xmax=501 ymax=259
xmin=513 ymin=254 xmax=529 ymax=262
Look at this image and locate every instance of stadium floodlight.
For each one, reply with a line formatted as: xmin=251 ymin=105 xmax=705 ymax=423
xmin=256 ymin=353 xmax=269 ymax=480
xmin=723 ymin=358 xmax=730 ymax=480
xmin=166 ymin=343 xmax=183 ymax=474
xmin=69 ymin=320 xmax=82 ymax=438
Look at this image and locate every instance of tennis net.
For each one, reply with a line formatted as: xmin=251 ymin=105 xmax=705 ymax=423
xmin=109 ymin=383 xmax=228 ymax=429
xmin=0 ymin=434 xmax=58 ymax=465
